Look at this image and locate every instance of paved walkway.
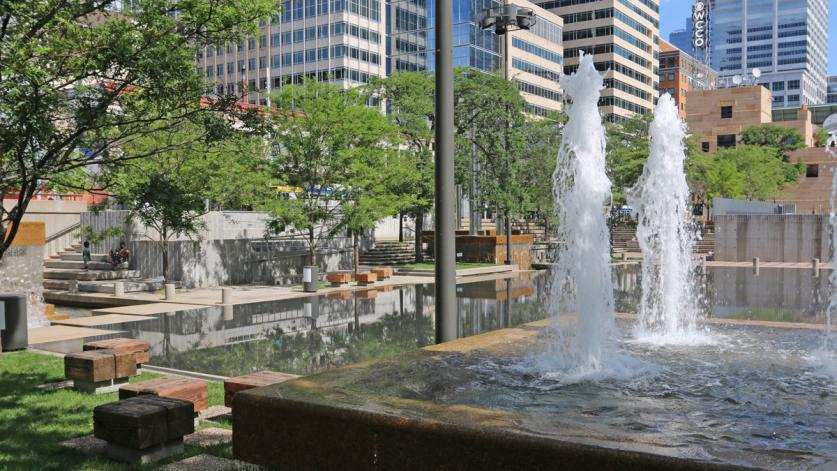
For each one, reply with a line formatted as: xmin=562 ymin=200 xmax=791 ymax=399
xmin=706 ymin=261 xmax=832 ymax=269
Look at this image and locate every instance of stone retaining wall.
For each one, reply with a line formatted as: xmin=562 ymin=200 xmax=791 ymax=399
xmin=714 ymin=215 xmax=831 ymax=262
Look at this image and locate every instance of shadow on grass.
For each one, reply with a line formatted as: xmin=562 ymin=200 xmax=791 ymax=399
xmin=0 ymin=352 xmax=229 ymax=470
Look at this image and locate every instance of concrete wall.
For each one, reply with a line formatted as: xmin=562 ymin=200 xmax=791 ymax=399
xmin=714 ymin=215 xmax=831 ymax=262
xmin=81 ymin=210 xmax=357 ymax=288
xmin=3 ymin=199 xmax=88 ymax=257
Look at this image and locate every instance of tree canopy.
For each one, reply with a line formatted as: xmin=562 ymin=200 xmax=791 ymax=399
xmin=0 ymin=0 xmax=277 ymax=259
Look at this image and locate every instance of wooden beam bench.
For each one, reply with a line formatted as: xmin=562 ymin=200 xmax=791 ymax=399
xmin=119 ymin=376 xmax=208 ymax=416
xmin=84 ymin=338 xmax=151 ymax=370
xmin=65 ymin=349 xmax=137 ymax=394
xmin=224 ymin=371 xmax=299 ymax=408
xmin=93 ymin=395 xmax=194 ymax=464
xmin=355 ymin=272 xmax=377 ymax=286
xmin=371 ymin=267 xmax=393 ymax=280
xmin=326 ymin=272 xmax=352 ymax=287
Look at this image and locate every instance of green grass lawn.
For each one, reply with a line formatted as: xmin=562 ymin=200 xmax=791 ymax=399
xmin=0 ymin=351 xmax=229 ymax=470
xmin=395 ymin=262 xmax=499 ymax=270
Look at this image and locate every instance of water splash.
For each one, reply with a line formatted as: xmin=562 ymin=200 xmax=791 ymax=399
xmin=547 ymin=53 xmax=615 ymax=375
xmin=818 ymin=132 xmax=837 ymax=375
xmin=629 ymin=94 xmax=709 ymax=345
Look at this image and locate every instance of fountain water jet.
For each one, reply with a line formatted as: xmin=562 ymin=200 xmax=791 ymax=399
xmin=819 ymin=122 xmax=837 ymax=375
xmin=546 ymin=53 xmax=616 ymax=374
xmin=629 ymin=94 xmax=709 ymax=345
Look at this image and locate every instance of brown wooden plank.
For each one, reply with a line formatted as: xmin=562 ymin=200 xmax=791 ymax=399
xmin=224 ymin=371 xmax=299 ymax=407
xmin=120 ymin=377 xmax=208 ymax=413
xmin=84 ymin=338 xmax=151 ymax=365
xmin=65 ymin=350 xmax=116 ymax=383
xmin=93 ymin=399 xmax=168 ymax=449
xmin=113 ymin=351 xmax=137 ymax=378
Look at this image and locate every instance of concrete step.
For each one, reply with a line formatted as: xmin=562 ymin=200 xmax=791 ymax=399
xmin=44 ymin=260 xmax=114 ymax=270
xmin=43 ymin=269 xmax=140 ymax=281
xmin=54 ymin=253 xmax=109 ymax=262
xmin=44 ymin=279 xmax=69 ymax=290
xmin=360 ymin=254 xmax=416 ymax=260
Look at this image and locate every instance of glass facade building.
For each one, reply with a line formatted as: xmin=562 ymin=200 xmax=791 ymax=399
xmin=828 ymin=76 xmax=837 ymax=104
xmin=710 ymin=0 xmax=828 ymax=107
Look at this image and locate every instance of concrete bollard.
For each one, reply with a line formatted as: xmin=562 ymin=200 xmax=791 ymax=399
xmin=223 ymin=304 xmax=234 ymax=321
xmin=165 ymin=284 xmax=176 ymax=300
xmin=813 ymin=258 xmax=821 ymax=277
xmin=752 ymin=257 xmax=760 ymax=276
xmin=113 ymin=282 xmax=125 ymax=297
xmin=222 ymin=288 xmax=233 ymax=305
xmin=68 ymin=279 xmax=79 ymax=294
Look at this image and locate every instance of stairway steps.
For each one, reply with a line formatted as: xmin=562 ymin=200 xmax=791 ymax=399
xmin=43 ymin=269 xmax=140 ymax=281
xmin=54 ymin=253 xmax=109 ymax=262
xmin=44 ymin=260 xmax=115 ymax=270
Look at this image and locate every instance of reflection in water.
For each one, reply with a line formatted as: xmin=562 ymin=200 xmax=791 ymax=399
xmin=48 ymin=267 xmax=833 ymax=378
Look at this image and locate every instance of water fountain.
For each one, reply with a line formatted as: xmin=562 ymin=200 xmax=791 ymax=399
xmin=548 ymin=52 xmax=615 ymax=374
xmin=820 ymin=114 xmax=837 ymax=375
xmin=629 ymin=93 xmax=706 ymax=344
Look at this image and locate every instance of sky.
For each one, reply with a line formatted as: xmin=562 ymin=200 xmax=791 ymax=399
xmin=659 ymin=0 xmax=837 ymax=76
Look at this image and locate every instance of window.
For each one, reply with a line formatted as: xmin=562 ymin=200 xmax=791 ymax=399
xmin=248 ymin=58 xmax=256 ymax=70
xmin=806 ymin=164 xmax=819 ymax=178
xmin=260 ymin=35 xmax=267 ymax=48
xmin=787 ymin=80 xmax=800 ymax=90
xmin=248 ymin=37 xmax=256 ymax=49
xmin=668 ymin=73 xmax=675 ymax=80
xmin=702 ymin=142 xmax=710 ymax=152
xmin=721 ymin=106 xmax=733 ymax=119
xmin=717 ymin=134 xmax=736 ymax=149
xmin=772 ymin=81 xmax=785 ymax=91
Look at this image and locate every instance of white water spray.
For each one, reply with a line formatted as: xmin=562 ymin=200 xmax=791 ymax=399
xmin=630 ymin=94 xmax=707 ymax=345
xmin=548 ymin=53 xmax=615 ymax=372
xmin=820 ymin=124 xmax=837 ymax=375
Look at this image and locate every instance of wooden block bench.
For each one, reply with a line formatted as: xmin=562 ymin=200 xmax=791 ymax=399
xmin=326 ymin=271 xmax=352 ymax=287
xmin=371 ymin=267 xmax=394 ymax=280
xmin=84 ymin=338 xmax=151 ymax=370
xmin=355 ymin=272 xmax=377 ymax=286
xmin=93 ymin=395 xmax=194 ymax=464
xmin=65 ymin=349 xmax=137 ymax=394
xmin=119 ymin=376 xmax=208 ymax=415
xmin=224 ymin=371 xmax=299 ymax=408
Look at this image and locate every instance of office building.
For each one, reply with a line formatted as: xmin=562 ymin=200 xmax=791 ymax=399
xmin=828 ymin=76 xmax=837 ymax=104
xmin=536 ymin=0 xmax=660 ymax=121
xmin=658 ymin=40 xmax=717 ymax=119
xmin=198 ymin=0 xmax=388 ymax=104
xmin=388 ymin=0 xmax=565 ymax=116
xmin=668 ymin=16 xmax=710 ymax=66
xmin=710 ymin=0 xmax=829 ymax=108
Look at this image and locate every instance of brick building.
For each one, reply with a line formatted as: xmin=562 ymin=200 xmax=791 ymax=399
xmin=658 ymin=39 xmax=717 ymax=119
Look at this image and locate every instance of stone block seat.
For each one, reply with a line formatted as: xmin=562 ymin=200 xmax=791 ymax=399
xmin=120 ymin=376 xmax=208 ymax=415
xmin=84 ymin=338 xmax=150 ymax=370
xmin=326 ymin=271 xmax=352 ymax=287
xmin=94 ymin=395 xmax=194 ymax=464
xmin=65 ymin=349 xmax=137 ymax=394
xmin=224 ymin=371 xmax=299 ymax=408
xmin=355 ymin=272 xmax=377 ymax=286
xmin=371 ymin=267 xmax=393 ymax=280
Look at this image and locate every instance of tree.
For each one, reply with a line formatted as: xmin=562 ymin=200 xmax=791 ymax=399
xmin=0 ymin=0 xmax=276 ymax=260
xmin=264 ymin=79 xmax=403 ymax=269
xmin=741 ymin=124 xmax=805 ymax=159
xmin=368 ymin=72 xmax=435 ymax=261
xmin=454 ymin=68 xmax=527 ymax=238
xmin=518 ymin=113 xmax=564 ymax=235
xmin=717 ymin=145 xmax=795 ymax=200
xmin=108 ymin=123 xmax=270 ymax=280
xmin=605 ymin=114 xmax=653 ymax=207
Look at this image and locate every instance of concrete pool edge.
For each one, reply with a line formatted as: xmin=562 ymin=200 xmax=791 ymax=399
xmin=231 ymin=322 xmax=765 ymax=471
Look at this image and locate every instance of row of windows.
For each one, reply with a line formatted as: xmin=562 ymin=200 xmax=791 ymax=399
xmin=565 ymin=43 xmax=650 ymax=69
xmin=516 ymin=79 xmax=563 ymax=102
xmin=511 ymin=37 xmax=563 ymax=65
xmin=514 ymin=79 xmax=563 ymax=102
xmin=778 ymin=56 xmax=806 ymax=65
xmin=205 ymin=44 xmax=380 ymax=78
xmin=747 ymin=44 xmax=771 ymax=52
xmin=202 ymin=23 xmax=380 ymax=59
xmin=528 ymin=17 xmax=563 ymax=45
xmin=512 ymin=58 xmax=561 ymax=83
xmin=778 ymin=49 xmax=806 ymax=57
xmin=563 ymin=26 xmax=651 ymax=53
xmin=778 ymin=29 xmax=807 ymax=38
xmin=779 ymin=40 xmax=807 ymax=49
xmin=525 ymin=102 xmax=558 ymax=117
xmin=213 ymin=67 xmax=377 ymax=93
xmin=536 ymin=0 xmax=657 ymax=14
xmin=603 ymin=77 xmax=650 ymax=101
xmin=564 ymin=60 xmax=652 ymax=86
xmin=747 ymin=34 xmax=772 ymax=42
xmin=561 ymin=8 xmax=653 ymax=37
xmin=616 ymin=0 xmax=659 ymax=28
xmin=280 ymin=0 xmax=380 ymax=22
xmin=599 ymin=95 xmax=650 ymax=115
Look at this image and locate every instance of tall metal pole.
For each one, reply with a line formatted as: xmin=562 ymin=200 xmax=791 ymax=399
xmin=434 ymin=0 xmax=457 ymax=344
xmin=501 ymin=12 xmax=513 ymax=265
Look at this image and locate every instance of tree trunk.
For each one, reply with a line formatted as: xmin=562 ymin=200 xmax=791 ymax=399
xmin=415 ymin=212 xmax=424 ymax=263
xmin=0 ymin=181 xmax=37 ymax=261
xmin=399 ymin=213 xmax=404 ymax=242
xmin=505 ymin=211 xmax=512 ymax=265
xmin=353 ymin=230 xmax=360 ymax=274
xmin=161 ymin=229 xmax=169 ymax=281
xmin=308 ymin=227 xmax=315 ymax=267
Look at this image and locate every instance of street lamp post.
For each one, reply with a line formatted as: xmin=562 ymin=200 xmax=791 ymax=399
xmin=434 ymin=0 xmax=457 ymax=343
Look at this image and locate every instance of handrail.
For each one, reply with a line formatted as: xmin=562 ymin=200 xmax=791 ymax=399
xmin=45 ymin=222 xmax=81 ymax=244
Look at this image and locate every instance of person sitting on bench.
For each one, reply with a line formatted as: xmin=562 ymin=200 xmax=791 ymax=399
xmin=109 ymin=242 xmax=131 ymax=270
